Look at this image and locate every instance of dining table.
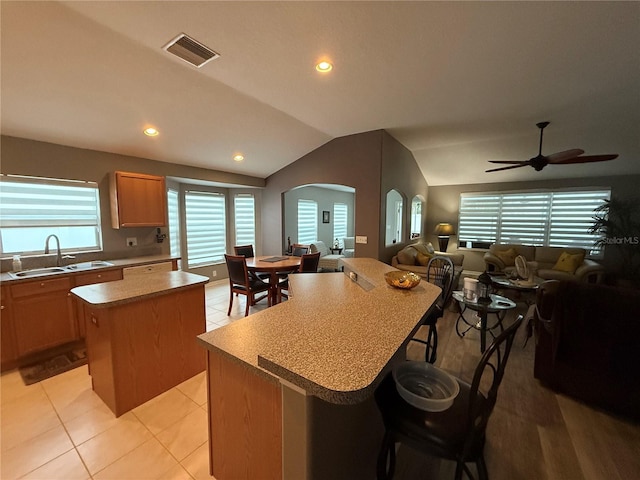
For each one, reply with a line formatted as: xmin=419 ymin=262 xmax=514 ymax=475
xmin=244 ymin=255 xmax=301 ymax=305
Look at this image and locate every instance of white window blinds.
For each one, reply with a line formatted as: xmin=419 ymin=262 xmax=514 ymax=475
xmin=458 ymin=188 xmax=610 ymax=254
xmin=234 ymin=194 xmax=256 ymax=247
xmin=297 ymin=199 xmax=317 ymax=245
xmin=333 ymin=203 xmax=348 ymax=244
xmin=185 ymin=190 xmax=226 ymax=267
xmin=0 ymin=175 xmax=102 ymax=255
xmin=167 ymin=189 xmax=181 ymax=259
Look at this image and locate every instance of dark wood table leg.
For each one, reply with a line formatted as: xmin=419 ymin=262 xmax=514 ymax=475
xmin=480 ymin=310 xmax=488 ymax=353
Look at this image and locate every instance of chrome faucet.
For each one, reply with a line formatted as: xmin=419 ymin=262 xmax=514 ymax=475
xmin=44 ymin=234 xmax=62 ymax=267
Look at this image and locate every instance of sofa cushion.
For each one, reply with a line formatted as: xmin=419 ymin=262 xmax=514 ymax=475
xmin=397 ymin=247 xmax=417 ymax=266
xmin=552 ymin=251 xmax=585 ymax=274
xmin=494 ymin=247 xmax=518 ymax=266
xmin=310 ymin=241 xmax=329 ymax=257
xmin=343 ymin=237 xmax=354 ymax=249
xmin=416 ymin=251 xmax=432 ymax=266
xmin=489 ymin=243 xmax=535 ymax=261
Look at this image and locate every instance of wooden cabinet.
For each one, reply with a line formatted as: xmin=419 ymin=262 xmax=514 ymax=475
xmin=73 ymin=269 xmax=123 ymax=338
xmin=1 ymin=284 xmax=17 ymax=369
xmin=11 ymin=277 xmax=77 ymax=357
xmin=110 ymin=171 xmax=167 ymax=228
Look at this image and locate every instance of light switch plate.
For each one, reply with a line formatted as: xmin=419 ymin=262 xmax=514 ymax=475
xmin=355 ymin=235 xmax=367 ymax=244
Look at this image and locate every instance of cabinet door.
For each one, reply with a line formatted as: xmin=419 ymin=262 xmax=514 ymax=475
xmin=1 ymin=285 xmax=17 ymax=369
xmin=74 ymin=269 xmax=123 ymax=338
xmin=111 ymin=171 xmax=167 ymax=228
xmin=11 ymin=278 xmax=77 ymax=356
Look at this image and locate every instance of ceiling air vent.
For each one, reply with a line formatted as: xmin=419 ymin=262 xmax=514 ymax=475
xmin=163 ymin=33 xmax=219 ymax=68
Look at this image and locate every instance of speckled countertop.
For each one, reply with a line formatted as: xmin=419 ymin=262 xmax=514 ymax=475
xmin=71 ymin=271 xmax=209 ymax=307
xmin=0 ymin=254 xmax=179 ymax=284
xmin=197 ymin=258 xmax=441 ymax=404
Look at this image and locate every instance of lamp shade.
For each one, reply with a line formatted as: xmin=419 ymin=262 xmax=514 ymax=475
xmin=434 ymin=223 xmax=455 ymax=236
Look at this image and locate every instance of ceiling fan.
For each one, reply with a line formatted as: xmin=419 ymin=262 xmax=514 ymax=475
xmin=486 ymin=121 xmax=618 ymax=173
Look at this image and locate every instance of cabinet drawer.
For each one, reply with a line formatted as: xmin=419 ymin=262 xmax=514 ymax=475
xmin=75 ymin=269 xmax=123 ymax=286
xmin=11 ymin=277 xmax=73 ymax=298
xmin=122 ymin=262 xmax=173 ymax=278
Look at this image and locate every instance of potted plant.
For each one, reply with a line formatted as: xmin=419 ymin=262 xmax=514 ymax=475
xmin=589 ymin=197 xmax=640 ymax=287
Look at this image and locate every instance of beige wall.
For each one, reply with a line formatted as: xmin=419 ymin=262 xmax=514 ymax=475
xmin=262 ymin=130 xmax=429 ymax=262
xmin=1 ymin=135 xmax=264 ymax=278
xmin=426 ymin=176 xmax=640 ymax=274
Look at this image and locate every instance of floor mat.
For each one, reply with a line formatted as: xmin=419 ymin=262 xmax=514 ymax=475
xmin=18 ymin=348 xmax=87 ymax=385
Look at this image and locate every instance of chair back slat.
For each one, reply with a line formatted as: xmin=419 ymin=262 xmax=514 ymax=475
xmin=225 ymin=254 xmax=249 ymax=286
xmin=426 ymin=256 xmax=455 ymax=309
xmin=234 ymin=245 xmax=254 ymax=258
xmin=299 ymin=252 xmax=320 ymax=272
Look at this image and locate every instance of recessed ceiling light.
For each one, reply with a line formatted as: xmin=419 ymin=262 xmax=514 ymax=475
xmin=233 ymin=154 xmax=244 ymax=162
xmin=143 ymin=127 xmax=159 ymax=137
xmin=315 ymin=61 xmax=333 ymax=73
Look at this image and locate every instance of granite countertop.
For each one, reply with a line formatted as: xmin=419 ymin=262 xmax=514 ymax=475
xmin=0 ymin=254 xmax=180 ymax=284
xmin=197 ymin=257 xmax=441 ymax=404
xmin=71 ymin=270 xmax=209 ymax=307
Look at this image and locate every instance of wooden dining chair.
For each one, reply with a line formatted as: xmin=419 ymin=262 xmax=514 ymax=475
xmin=291 ymin=244 xmax=310 ymax=256
xmin=277 ymin=252 xmax=320 ymax=302
xmin=233 ymin=245 xmax=269 ymax=281
xmin=224 ymin=254 xmax=271 ymax=317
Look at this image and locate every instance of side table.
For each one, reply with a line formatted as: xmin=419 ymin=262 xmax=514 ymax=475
xmin=329 ymin=247 xmax=343 ymax=255
xmin=452 ymin=291 xmax=516 ymax=352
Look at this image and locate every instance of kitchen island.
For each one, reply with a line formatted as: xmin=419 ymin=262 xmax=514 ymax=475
xmin=197 ymin=258 xmax=441 ymax=480
xmin=72 ymin=270 xmax=208 ymax=416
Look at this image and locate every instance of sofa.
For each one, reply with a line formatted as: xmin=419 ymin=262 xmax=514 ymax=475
xmin=391 ymin=242 xmax=464 ymax=287
xmin=309 ymin=241 xmax=345 ymax=271
xmin=532 ymin=280 xmax=640 ymax=421
xmin=483 ymin=243 xmax=604 ymax=283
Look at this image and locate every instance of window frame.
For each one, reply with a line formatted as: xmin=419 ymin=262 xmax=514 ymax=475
xmin=184 ymin=189 xmax=227 ymax=268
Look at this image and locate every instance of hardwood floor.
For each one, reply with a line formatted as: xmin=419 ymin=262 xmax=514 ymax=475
xmin=399 ymin=306 xmax=640 ymax=480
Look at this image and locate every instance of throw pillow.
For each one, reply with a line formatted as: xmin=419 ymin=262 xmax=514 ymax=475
xmin=553 ymin=251 xmax=585 ymax=273
xmin=416 ymin=252 xmax=432 ymax=266
xmin=397 ymin=247 xmax=417 ymax=265
xmin=495 ymin=248 xmax=518 ymax=266
xmin=425 ymin=242 xmax=435 ymax=254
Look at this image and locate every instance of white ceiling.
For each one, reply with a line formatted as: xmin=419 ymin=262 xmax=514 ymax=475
xmin=2 ymin=1 xmax=639 ymax=186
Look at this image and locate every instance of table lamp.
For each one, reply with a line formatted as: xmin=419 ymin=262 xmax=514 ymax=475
xmin=434 ymin=223 xmax=455 ymax=252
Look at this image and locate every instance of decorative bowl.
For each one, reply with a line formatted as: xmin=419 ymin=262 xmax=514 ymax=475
xmin=384 ymin=271 xmax=421 ymax=289
xmin=392 ymin=361 xmax=460 ymax=412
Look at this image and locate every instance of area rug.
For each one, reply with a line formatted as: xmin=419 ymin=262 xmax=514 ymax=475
xmin=19 ymin=348 xmax=87 ymax=385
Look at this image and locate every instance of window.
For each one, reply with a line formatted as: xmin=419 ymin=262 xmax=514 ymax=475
xmin=458 ymin=188 xmax=611 ymax=254
xmin=297 ymin=199 xmax=317 ymax=244
xmin=333 ymin=203 xmax=348 ymax=245
xmin=410 ymin=195 xmax=424 ymax=239
xmin=385 ymin=189 xmax=403 ymax=246
xmin=167 ymin=188 xmax=181 ymax=259
xmin=0 ymin=174 xmax=102 ymax=255
xmin=184 ymin=190 xmax=226 ymax=267
xmin=234 ymin=194 xmax=256 ymax=247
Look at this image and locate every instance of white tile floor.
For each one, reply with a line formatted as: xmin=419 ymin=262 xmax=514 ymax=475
xmin=0 ymin=279 xmax=267 ymax=480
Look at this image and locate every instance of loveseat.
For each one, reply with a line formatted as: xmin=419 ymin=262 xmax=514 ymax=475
xmin=483 ymin=243 xmax=604 ymax=283
xmin=391 ymin=242 xmax=464 ymax=287
xmin=309 ymin=241 xmax=345 ymax=271
xmin=532 ymin=280 xmax=640 ymax=421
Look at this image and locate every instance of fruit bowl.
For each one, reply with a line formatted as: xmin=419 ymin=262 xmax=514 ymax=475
xmin=384 ymin=271 xmax=421 ymax=289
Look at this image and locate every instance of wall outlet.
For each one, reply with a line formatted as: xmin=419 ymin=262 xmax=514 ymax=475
xmin=126 ymin=237 xmax=137 ymax=247
xmin=356 ymin=235 xmax=368 ymax=244
xmin=212 ymin=270 xmax=217 ymax=277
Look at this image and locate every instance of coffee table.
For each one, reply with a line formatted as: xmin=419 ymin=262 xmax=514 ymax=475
xmin=452 ymin=291 xmax=516 ymax=352
xmin=490 ymin=274 xmax=544 ymax=304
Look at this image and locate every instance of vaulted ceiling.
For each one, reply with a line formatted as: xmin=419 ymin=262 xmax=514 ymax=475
xmin=2 ymin=1 xmax=639 ymax=186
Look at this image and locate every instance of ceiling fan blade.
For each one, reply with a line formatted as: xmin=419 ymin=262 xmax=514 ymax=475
xmin=488 ymin=160 xmax=528 ymax=165
xmin=485 ymin=164 xmax=528 ymax=173
xmin=552 ymin=154 xmax=618 ymax=165
xmin=546 ymin=149 xmax=585 ymax=163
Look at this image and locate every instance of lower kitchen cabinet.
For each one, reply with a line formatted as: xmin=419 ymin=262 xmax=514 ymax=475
xmin=10 ymin=276 xmax=77 ymax=357
xmin=73 ymin=269 xmax=123 ymax=338
xmin=1 ymin=284 xmax=17 ymax=369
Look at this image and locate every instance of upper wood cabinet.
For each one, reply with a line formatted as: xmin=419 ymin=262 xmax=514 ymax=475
xmin=110 ymin=171 xmax=167 ymax=228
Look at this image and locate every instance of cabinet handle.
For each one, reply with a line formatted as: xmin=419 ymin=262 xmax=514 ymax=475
xmin=67 ymin=293 xmax=71 ymax=297
xmin=40 ymin=282 xmax=45 ymax=287
xmin=91 ymin=315 xmax=99 ymax=327
xmin=97 ymin=274 xmax=102 ymax=279
xmin=1 ymin=305 xmax=4 ymax=310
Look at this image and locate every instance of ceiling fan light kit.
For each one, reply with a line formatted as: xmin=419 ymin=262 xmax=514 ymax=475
xmin=486 ymin=122 xmax=618 ymax=173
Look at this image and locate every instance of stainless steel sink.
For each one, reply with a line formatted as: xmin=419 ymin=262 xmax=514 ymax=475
xmin=9 ymin=267 xmax=68 ymax=278
xmin=65 ymin=261 xmax=115 ymax=271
